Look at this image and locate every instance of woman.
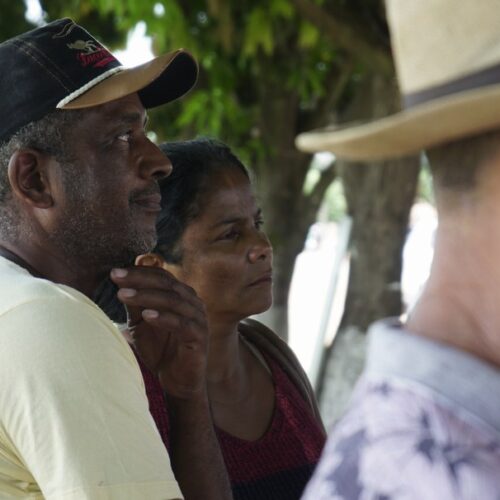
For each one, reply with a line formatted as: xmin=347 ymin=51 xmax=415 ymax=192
xmin=97 ymin=138 xmax=326 ymax=500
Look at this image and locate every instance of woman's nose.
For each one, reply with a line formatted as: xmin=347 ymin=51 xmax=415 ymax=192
xmin=248 ymin=235 xmax=273 ymax=263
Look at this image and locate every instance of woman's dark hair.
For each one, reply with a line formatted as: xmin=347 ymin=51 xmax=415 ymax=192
xmin=156 ymin=137 xmax=249 ymax=264
xmin=94 ymin=137 xmax=249 ymax=323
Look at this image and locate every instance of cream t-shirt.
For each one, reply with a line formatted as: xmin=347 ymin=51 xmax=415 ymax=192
xmin=0 ymin=257 xmax=182 ymax=499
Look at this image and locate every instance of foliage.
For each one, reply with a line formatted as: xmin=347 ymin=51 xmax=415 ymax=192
xmin=304 ymin=161 xmax=346 ymax=222
xmin=2 ymin=0 xmax=396 ymax=339
xmin=0 ymin=2 xmax=33 ymax=40
xmin=36 ymin=0 xmax=341 ymax=166
xmin=417 ymin=156 xmax=435 ymax=204
xmin=321 ymin=179 xmax=347 ymax=222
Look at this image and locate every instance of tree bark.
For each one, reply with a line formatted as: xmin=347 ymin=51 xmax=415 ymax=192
xmin=291 ymin=0 xmax=393 ymax=75
xmin=252 ymin=72 xmax=339 ymax=340
xmin=316 ymin=72 xmax=421 ymax=425
xmin=340 ymin=155 xmax=420 ymax=329
xmin=255 ymin=148 xmax=335 ymax=340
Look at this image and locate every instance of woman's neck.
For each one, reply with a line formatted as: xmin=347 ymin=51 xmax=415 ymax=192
xmin=206 ymin=319 xmax=244 ymax=383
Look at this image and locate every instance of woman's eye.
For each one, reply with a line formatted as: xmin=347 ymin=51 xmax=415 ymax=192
xmin=220 ymin=229 xmax=240 ymax=241
xmin=255 ymin=218 xmax=264 ymax=230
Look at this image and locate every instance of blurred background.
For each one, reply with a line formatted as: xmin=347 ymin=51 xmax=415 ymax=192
xmin=5 ymin=0 xmax=437 ymax=427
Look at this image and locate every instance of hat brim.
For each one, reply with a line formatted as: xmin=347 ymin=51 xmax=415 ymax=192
xmin=61 ymin=49 xmax=198 ymax=110
xmin=296 ymin=83 xmax=500 ymax=161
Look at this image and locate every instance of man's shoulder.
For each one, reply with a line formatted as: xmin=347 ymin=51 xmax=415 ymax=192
xmin=0 ymin=259 xmax=122 ymax=358
xmin=0 ymin=257 xmax=100 ymax=318
xmin=303 ymin=376 xmax=500 ymax=499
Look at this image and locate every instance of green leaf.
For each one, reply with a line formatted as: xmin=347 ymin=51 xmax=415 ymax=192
xmin=269 ymin=0 xmax=294 ymax=19
xmin=242 ymin=7 xmax=274 ymax=57
xmin=298 ymin=21 xmax=319 ymax=48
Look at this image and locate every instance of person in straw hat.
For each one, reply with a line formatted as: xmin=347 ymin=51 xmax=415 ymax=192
xmin=0 ymin=19 xmax=231 ymax=499
xmin=298 ymin=1 xmax=500 ymax=498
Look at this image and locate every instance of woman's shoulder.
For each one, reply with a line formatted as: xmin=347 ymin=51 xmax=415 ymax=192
xmin=238 ymin=318 xmax=326 ymax=435
xmin=238 ymin=318 xmax=299 ymax=371
xmin=238 ymin=318 xmax=293 ymax=351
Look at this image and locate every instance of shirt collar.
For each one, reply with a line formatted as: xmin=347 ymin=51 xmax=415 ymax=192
xmin=366 ymin=318 xmax=500 ymax=434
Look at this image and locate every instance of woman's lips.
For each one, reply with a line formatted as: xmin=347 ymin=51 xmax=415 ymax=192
xmin=248 ymin=271 xmax=273 ymax=286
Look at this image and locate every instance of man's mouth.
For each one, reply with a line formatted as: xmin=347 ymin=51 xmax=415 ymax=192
xmin=130 ymin=191 xmax=162 ymax=213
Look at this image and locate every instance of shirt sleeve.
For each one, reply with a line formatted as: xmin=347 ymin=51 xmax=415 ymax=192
xmin=0 ymin=296 xmax=182 ymax=499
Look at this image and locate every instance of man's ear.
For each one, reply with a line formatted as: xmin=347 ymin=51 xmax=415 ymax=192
xmin=134 ymin=253 xmax=169 ymax=270
xmin=7 ymin=150 xmax=54 ymax=208
xmin=137 ymin=251 xmax=183 ymax=279
xmin=135 ymin=252 xmax=183 ymax=283
xmin=163 ymin=261 xmax=183 ymax=281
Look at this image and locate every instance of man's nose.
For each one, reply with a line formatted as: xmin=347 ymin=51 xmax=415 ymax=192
xmin=138 ymin=138 xmax=173 ymax=180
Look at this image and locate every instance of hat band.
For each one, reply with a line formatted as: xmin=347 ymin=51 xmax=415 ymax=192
xmin=403 ymin=62 xmax=500 ymax=109
xmin=56 ymin=66 xmax=123 ymax=108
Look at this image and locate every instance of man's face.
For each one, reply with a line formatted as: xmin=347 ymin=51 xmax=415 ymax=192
xmin=48 ymin=93 xmax=171 ymax=269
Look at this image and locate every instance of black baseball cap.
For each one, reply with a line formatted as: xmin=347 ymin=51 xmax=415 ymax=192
xmin=0 ymin=18 xmax=198 ymax=143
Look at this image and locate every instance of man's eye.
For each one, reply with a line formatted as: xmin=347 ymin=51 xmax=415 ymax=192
xmin=255 ymin=217 xmax=264 ymax=230
xmin=116 ymin=131 xmax=132 ymax=143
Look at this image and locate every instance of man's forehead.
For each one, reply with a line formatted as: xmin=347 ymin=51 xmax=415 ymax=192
xmin=81 ymin=93 xmax=148 ymax=125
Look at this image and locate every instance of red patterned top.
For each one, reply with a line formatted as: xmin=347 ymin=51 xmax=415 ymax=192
xmin=137 ymin=348 xmax=325 ymax=500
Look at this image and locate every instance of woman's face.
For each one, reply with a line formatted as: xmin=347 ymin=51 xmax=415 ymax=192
xmin=167 ymin=166 xmax=273 ymax=324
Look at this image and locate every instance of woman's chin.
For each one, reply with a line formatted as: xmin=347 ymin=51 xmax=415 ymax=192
xmin=248 ymin=296 xmax=273 ymax=317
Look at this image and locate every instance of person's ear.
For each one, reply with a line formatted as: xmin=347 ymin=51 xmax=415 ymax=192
xmin=134 ymin=253 xmax=184 ymax=280
xmin=163 ymin=261 xmax=183 ymax=280
xmin=7 ymin=150 xmax=54 ymax=208
xmin=135 ymin=253 xmax=169 ymax=270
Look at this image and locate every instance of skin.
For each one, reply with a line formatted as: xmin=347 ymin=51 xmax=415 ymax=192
xmin=3 ymin=93 xmax=231 ymax=500
xmin=407 ymin=148 xmax=500 ymax=369
xmin=5 ymin=94 xmax=169 ymax=294
xmin=165 ymin=167 xmax=276 ymax=441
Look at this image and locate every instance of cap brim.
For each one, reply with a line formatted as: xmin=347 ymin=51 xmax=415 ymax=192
xmin=296 ymin=83 xmax=500 ymax=161
xmin=61 ymin=49 xmax=198 ymax=110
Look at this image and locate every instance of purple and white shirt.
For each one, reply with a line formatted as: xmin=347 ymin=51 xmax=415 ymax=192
xmin=302 ymin=319 xmax=500 ymax=500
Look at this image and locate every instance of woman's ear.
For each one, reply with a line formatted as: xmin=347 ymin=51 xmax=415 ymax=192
xmin=7 ymin=150 xmax=54 ymax=208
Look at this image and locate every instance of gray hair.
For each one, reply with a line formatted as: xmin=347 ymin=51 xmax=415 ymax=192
xmin=0 ymin=109 xmax=83 ymax=238
xmin=426 ymin=129 xmax=500 ymax=194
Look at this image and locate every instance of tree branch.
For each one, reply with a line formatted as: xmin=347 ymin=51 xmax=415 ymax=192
xmin=302 ymin=60 xmax=354 ymax=132
xmin=291 ymin=0 xmax=393 ymax=75
xmin=310 ymin=162 xmax=337 ymax=206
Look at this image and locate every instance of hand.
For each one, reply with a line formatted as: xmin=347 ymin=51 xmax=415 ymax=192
xmin=110 ymin=266 xmax=208 ymax=399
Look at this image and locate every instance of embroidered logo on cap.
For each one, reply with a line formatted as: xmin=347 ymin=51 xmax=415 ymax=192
xmin=67 ymin=39 xmax=116 ymax=68
xmin=52 ymin=20 xmax=77 ymax=39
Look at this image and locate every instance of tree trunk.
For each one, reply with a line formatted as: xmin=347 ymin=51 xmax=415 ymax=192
xmin=316 ymin=73 xmax=421 ymax=426
xmin=256 ymin=149 xmax=331 ymax=340
xmin=252 ymin=77 xmax=337 ymax=340
xmin=340 ymin=155 xmax=420 ymax=328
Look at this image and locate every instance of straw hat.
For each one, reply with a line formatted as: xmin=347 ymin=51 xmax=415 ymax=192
xmin=296 ymin=1 xmax=500 ymax=161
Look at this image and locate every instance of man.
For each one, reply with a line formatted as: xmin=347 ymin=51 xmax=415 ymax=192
xmin=296 ymin=1 xmax=500 ymax=498
xmin=0 ymin=18 xmax=231 ymax=499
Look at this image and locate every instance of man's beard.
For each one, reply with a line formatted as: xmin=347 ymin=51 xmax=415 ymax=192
xmin=51 ymin=206 xmax=157 ymax=269
xmin=48 ymin=173 xmax=158 ymax=271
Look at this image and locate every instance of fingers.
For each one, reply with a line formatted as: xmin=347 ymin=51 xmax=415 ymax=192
xmin=111 ymin=266 xmax=199 ymax=301
xmin=119 ymin=288 xmax=207 ymax=331
xmin=109 ymin=266 xmax=206 ymax=330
